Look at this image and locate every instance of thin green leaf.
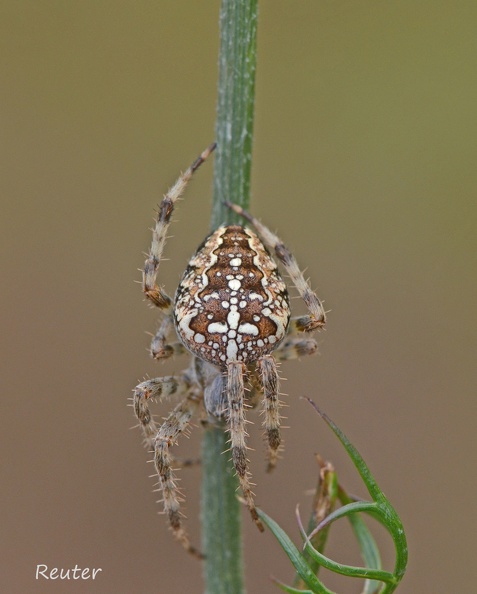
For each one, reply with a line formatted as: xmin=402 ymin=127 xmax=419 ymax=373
xmin=273 ymin=579 xmax=314 ymax=594
xmin=338 ymin=487 xmax=382 ymax=594
xmin=302 ymin=539 xmax=396 ymax=584
xmin=257 ymin=508 xmax=335 ymax=594
xmin=308 ymin=501 xmax=378 ymax=540
xmin=305 ymin=399 xmax=408 ymax=593
xmin=305 ymin=399 xmax=382 ymax=502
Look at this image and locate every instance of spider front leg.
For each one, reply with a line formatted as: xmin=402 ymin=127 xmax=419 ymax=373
xmin=227 ymin=361 xmax=264 ymax=532
xmin=143 ymin=143 xmax=216 ymax=309
xmin=225 ymin=202 xmax=326 ymax=332
xmin=149 ymin=309 xmax=185 ymax=360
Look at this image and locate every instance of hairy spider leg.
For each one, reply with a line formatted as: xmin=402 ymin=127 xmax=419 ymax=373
xmin=227 ymin=361 xmax=264 ymax=532
xmin=133 ymin=374 xmax=193 ymax=445
xmin=225 ymin=202 xmax=326 ymax=332
xmin=143 ymin=143 xmax=216 ymax=309
xmin=153 ymin=396 xmax=202 ymax=558
xmin=274 ymin=335 xmax=318 ymax=360
xmin=149 ymin=308 xmax=186 ymax=360
xmin=257 ymin=355 xmax=282 ymax=472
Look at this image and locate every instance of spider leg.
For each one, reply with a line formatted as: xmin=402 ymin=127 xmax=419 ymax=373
xmin=225 ymin=202 xmax=326 ymax=332
xmin=274 ymin=333 xmax=318 ymax=361
xmin=153 ymin=396 xmax=202 ymax=558
xmin=133 ymin=374 xmax=192 ymax=446
xmin=150 ymin=310 xmax=185 ymax=360
xmin=227 ymin=361 xmax=264 ymax=532
xmin=257 ymin=355 xmax=282 ymax=472
xmin=143 ymin=143 xmax=216 ymax=309
xmin=246 ymin=369 xmax=263 ymax=410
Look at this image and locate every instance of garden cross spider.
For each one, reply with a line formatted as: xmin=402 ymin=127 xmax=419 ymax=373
xmin=132 ymin=143 xmax=326 ymax=557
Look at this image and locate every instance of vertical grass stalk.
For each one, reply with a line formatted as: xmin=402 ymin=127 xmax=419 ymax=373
xmin=209 ymin=0 xmax=257 ymax=231
xmin=202 ymin=1 xmax=258 ymax=593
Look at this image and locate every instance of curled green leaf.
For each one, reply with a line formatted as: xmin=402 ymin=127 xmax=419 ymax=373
xmin=257 ymin=401 xmax=408 ymax=593
xmin=257 ymin=508 xmax=334 ymax=594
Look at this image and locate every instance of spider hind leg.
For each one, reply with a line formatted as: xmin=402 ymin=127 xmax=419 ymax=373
xmin=153 ymin=396 xmax=203 ymax=558
xmin=257 ymin=355 xmax=282 ymax=472
xmin=227 ymin=361 xmax=264 ymax=532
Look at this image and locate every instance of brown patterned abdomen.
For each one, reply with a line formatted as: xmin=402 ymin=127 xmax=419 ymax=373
xmin=174 ymin=226 xmax=290 ymax=367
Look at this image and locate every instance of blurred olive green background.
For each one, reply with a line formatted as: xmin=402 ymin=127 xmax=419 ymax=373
xmin=2 ymin=1 xmax=476 ymax=593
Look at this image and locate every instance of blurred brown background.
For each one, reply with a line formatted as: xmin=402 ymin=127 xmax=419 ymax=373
xmin=2 ymin=1 xmax=476 ymax=593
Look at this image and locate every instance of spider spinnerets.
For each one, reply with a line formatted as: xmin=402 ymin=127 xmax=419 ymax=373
xmin=132 ymin=143 xmax=326 ymax=557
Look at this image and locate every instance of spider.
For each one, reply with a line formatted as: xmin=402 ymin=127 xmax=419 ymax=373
xmin=132 ymin=143 xmax=326 ymax=557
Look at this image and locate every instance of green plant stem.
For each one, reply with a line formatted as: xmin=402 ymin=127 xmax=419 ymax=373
xmin=201 ymin=428 xmax=244 ymax=593
xmin=201 ymin=2 xmax=258 ymax=594
xmin=210 ymin=0 xmax=257 ymax=231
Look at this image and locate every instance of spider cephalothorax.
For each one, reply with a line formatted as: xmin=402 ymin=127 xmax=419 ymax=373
xmin=132 ymin=143 xmax=326 ymax=556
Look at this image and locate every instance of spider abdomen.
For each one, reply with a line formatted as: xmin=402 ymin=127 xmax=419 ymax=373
xmin=174 ymin=225 xmax=290 ymax=367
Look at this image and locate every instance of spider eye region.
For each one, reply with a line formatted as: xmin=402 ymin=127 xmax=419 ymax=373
xmin=174 ymin=225 xmax=290 ymax=367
